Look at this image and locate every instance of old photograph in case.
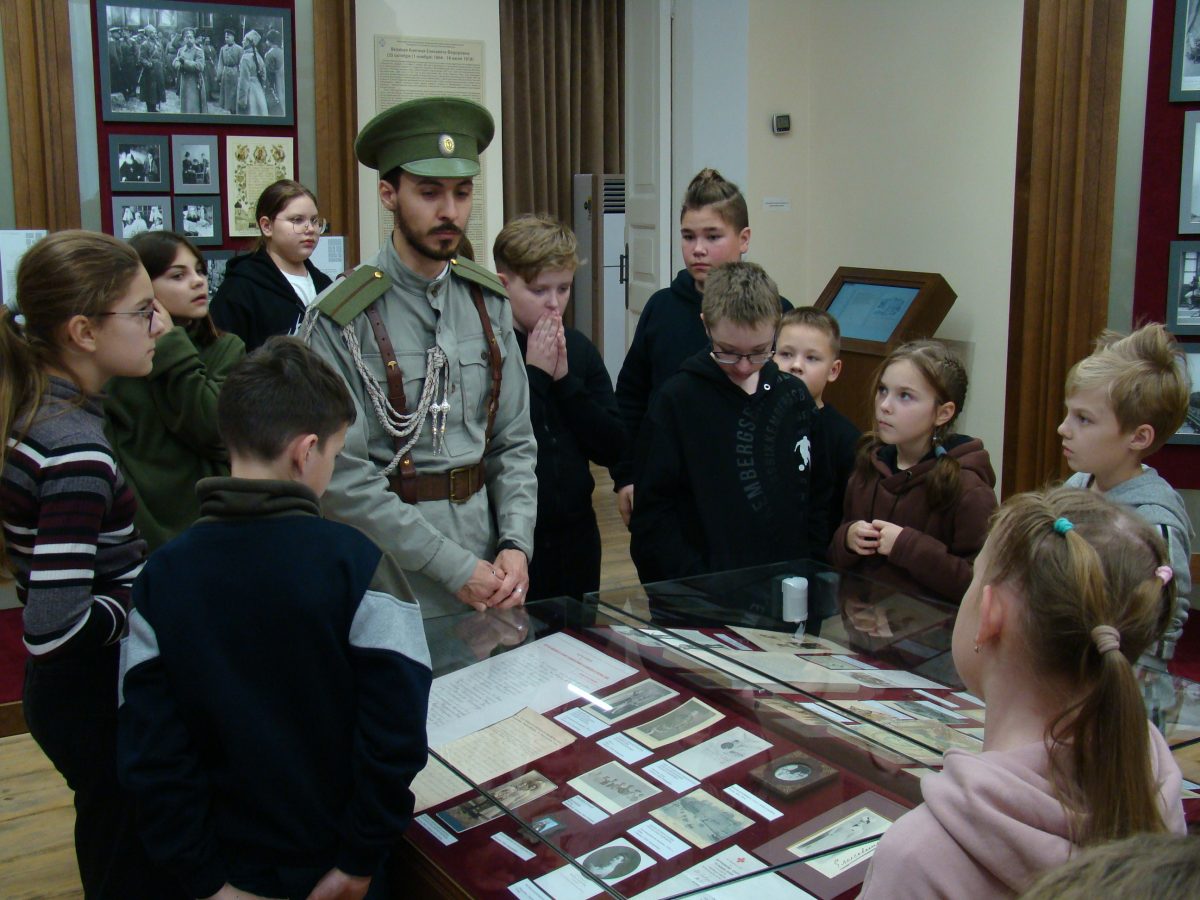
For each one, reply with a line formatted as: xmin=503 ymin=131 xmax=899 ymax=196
xmin=749 ymin=750 xmax=838 ymax=799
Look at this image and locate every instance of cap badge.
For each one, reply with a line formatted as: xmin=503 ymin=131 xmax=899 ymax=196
xmin=439 ymin=134 xmax=456 ymax=156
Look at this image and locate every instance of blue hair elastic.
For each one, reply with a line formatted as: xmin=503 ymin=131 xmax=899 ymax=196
xmin=1053 ymin=517 xmax=1074 ymax=535
xmin=933 ymin=444 xmax=948 ymax=458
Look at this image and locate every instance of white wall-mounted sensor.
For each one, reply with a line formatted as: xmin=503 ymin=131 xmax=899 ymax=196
xmin=771 ymin=114 xmax=791 ymax=135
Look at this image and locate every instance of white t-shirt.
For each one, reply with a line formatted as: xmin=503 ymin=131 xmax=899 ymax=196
xmin=283 ymin=269 xmax=318 ymax=307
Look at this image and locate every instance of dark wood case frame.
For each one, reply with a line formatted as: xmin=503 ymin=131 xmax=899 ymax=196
xmin=814 ymin=267 xmax=956 ymax=432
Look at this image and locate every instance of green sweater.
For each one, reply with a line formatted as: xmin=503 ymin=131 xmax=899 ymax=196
xmin=104 ymin=326 xmax=245 ymax=549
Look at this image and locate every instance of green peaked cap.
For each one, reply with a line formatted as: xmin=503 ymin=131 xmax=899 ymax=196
xmin=355 ymin=97 xmax=495 ymax=178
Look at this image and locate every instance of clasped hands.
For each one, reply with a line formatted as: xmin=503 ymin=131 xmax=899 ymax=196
xmin=524 ymin=313 xmax=568 ymax=381
xmin=845 ymin=519 xmax=903 ymax=556
xmin=455 ymin=548 xmax=529 ymax=611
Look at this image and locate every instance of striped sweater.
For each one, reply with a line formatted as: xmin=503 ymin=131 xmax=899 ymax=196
xmin=1 ymin=377 xmax=146 ymax=657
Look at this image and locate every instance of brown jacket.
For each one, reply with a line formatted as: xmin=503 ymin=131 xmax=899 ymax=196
xmin=829 ymin=437 xmax=997 ymax=604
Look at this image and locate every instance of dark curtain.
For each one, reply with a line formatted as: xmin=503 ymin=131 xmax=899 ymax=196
xmin=499 ymin=0 xmax=625 ymax=230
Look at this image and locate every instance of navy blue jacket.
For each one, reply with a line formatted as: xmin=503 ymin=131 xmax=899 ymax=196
xmin=118 ymin=478 xmax=431 ymax=898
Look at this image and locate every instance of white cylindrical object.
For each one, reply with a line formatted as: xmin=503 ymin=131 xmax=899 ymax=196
xmin=781 ymin=576 xmax=809 ymax=624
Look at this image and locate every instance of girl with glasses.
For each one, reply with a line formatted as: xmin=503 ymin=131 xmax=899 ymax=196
xmin=104 ymin=231 xmax=245 ymax=550
xmin=0 ymin=231 xmax=178 ymax=898
xmin=211 ymin=178 xmax=333 ymax=351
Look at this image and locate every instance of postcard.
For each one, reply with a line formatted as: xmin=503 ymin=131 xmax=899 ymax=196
xmin=840 ymin=701 xmax=916 ymax=724
xmin=885 ymin=700 xmax=968 ymax=725
xmin=728 ymin=627 xmax=849 ymax=655
xmin=625 ymin=697 xmax=724 ymax=749
xmin=435 ymin=769 xmax=554 ymax=833
xmin=436 ymin=708 xmax=574 ymax=786
xmin=669 ymin=726 xmax=773 ymax=779
xmin=631 ymin=845 xmax=812 ymax=900
xmin=585 ymin=678 xmax=679 ymax=725
xmin=568 ymin=761 xmax=661 ymax=815
xmin=807 ymin=655 xmax=876 ymax=671
xmin=650 ymin=788 xmax=754 ymax=848
xmin=788 ymin=807 xmax=890 ymax=861
xmin=891 ymin=719 xmax=983 ymax=753
xmin=534 ymin=837 xmax=657 ymax=898
xmin=842 ymin=668 xmax=944 ymax=690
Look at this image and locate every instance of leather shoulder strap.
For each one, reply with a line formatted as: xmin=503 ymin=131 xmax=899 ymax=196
xmin=364 ymin=304 xmax=416 ymax=500
xmin=468 ymin=283 xmax=503 ymax=448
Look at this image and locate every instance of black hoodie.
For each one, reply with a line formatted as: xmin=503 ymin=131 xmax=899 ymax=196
xmin=630 ymin=350 xmax=829 ymax=584
xmin=210 ymin=247 xmax=332 ymax=351
xmin=612 ymin=269 xmax=793 ymax=487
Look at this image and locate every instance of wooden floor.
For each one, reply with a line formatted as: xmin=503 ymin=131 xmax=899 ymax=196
xmin=0 ymin=468 xmax=635 ymax=898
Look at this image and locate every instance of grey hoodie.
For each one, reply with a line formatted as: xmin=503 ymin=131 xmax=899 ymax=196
xmin=1065 ymin=467 xmax=1192 ymax=657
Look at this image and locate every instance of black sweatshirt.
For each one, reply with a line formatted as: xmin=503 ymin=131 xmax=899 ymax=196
xmin=630 ymin=351 xmax=830 ymax=584
xmin=612 ymin=269 xmax=794 ymax=488
xmin=210 ymin=248 xmax=333 ymax=351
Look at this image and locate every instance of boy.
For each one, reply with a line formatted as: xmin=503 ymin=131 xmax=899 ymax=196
xmin=630 ymin=262 xmax=830 ymax=584
xmin=775 ymin=307 xmax=861 ymax=537
xmin=118 ymin=337 xmax=431 ymax=899
xmin=1058 ymin=323 xmax=1192 ymax=663
xmin=493 ymin=214 xmax=626 ymax=600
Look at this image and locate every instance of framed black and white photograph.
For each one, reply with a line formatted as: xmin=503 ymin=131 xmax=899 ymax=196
xmin=174 ymin=197 xmax=222 ymax=246
xmin=97 ymin=1 xmax=294 ymax=125
xmin=1166 ymin=242 xmax=1200 ymax=336
xmin=1180 ymin=112 xmax=1200 ymax=233
xmin=1168 ymin=348 xmax=1200 ymax=446
xmin=202 ymin=249 xmax=235 ymax=300
xmin=108 ymin=134 xmax=169 ymax=192
xmin=111 ymin=195 xmax=172 ymax=239
xmin=1171 ymin=0 xmax=1200 ymax=101
xmin=171 ymin=134 xmax=218 ymax=193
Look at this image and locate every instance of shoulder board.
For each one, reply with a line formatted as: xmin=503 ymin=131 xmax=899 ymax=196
xmin=449 ymin=256 xmax=508 ymax=299
xmin=314 ymin=265 xmax=392 ymax=327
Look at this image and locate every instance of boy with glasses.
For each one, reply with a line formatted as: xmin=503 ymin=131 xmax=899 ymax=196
xmin=630 ymin=262 xmax=829 ymax=584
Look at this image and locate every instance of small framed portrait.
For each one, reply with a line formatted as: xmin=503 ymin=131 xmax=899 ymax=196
xmin=1168 ymin=348 xmax=1200 ymax=446
xmin=1181 ymin=112 xmax=1200 ymax=234
xmin=96 ymin=1 xmax=295 ymax=125
xmin=111 ymin=195 xmax=172 ymax=239
xmin=172 ymin=134 xmax=218 ymax=193
xmin=1171 ymin=0 xmax=1200 ymax=101
xmin=749 ymin=751 xmax=839 ymax=800
xmin=202 ymin=249 xmax=235 ymax=300
xmin=1166 ymin=241 xmax=1200 ymax=336
xmin=174 ymin=197 xmax=223 ymax=246
xmin=108 ymin=134 xmax=169 ymax=192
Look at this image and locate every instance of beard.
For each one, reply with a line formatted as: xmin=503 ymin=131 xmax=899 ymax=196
xmin=395 ymin=209 xmax=464 ymax=262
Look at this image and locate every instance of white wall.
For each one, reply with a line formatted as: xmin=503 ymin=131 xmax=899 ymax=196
xmin=744 ymin=0 xmax=1023 ymax=476
xmin=354 ymin=0 xmax=504 ymax=265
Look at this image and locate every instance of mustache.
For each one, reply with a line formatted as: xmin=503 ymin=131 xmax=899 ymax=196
xmin=428 ymin=225 xmax=463 ymax=238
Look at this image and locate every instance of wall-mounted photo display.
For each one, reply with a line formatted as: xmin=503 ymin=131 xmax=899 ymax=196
xmin=171 ymin=134 xmax=218 ymax=193
xmin=1165 ymin=241 xmax=1200 ymax=336
xmin=97 ymin=1 xmax=295 ymax=125
xmin=112 ymin=195 xmax=172 ymax=239
xmin=1181 ymin=111 xmax=1200 ymax=233
xmin=175 ymin=197 xmax=223 ymax=246
xmin=1171 ymin=0 xmax=1200 ymax=101
xmin=1168 ymin=347 xmax=1200 ymax=446
xmin=202 ymin=249 xmax=235 ymax=300
xmin=108 ymin=134 xmax=170 ymax=192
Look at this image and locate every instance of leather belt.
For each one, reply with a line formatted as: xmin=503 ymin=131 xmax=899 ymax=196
xmin=387 ymin=460 xmax=485 ymax=504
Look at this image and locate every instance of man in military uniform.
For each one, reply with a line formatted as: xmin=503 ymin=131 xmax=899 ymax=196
xmin=303 ymin=97 xmax=537 ymax=619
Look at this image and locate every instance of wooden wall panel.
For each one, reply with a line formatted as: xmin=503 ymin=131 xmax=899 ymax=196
xmin=313 ymin=0 xmax=359 ymax=269
xmin=1003 ymin=0 xmax=1127 ymax=497
xmin=1 ymin=0 xmax=80 ymax=230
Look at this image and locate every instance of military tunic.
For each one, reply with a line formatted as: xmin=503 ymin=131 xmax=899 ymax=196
xmin=307 ymin=239 xmax=538 ymax=618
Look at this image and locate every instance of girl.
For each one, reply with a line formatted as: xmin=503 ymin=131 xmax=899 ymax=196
xmin=211 ymin=178 xmax=332 ymax=351
xmin=613 ymin=168 xmax=792 ymax=524
xmin=0 ymin=231 xmax=177 ymax=897
xmin=861 ymin=487 xmax=1186 ymax=897
xmin=829 ymin=339 xmax=997 ymax=604
xmin=104 ymin=231 xmax=245 ymax=549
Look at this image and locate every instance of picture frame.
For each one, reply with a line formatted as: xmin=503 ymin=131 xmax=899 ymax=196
xmin=202 ymin=249 xmax=235 ymax=300
xmin=108 ymin=134 xmax=169 ymax=192
xmin=96 ymin=1 xmax=294 ymax=125
xmin=111 ymin=195 xmax=172 ymax=239
xmin=174 ymin=196 xmax=223 ymax=246
xmin=748 ymin=751 xmax=839 ymax=800
xmin=226 ymin=135 xmax=295 ymax=236
xmin=1166 ymin=242 xmax=1200 ymax=335
xmin=171 ymin=134 xmax=218 ymax=193
xmin=1181 ymin=113 xmax=1200 ymax=234
xmin=1167 ymin=348 xmax=1200 ymax=446
xmin=1171 ymin=0 xmax=1200 ymax=102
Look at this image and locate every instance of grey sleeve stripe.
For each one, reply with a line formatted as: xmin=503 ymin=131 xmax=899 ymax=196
xmin=350 ymin=589 xmax=432 ymax=671
xmin=118 ymin=608 xmax=160 ymax=706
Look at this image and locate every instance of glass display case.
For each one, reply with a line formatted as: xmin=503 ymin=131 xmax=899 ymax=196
xmin=400 ymin=560 xmax=1200 ymax=899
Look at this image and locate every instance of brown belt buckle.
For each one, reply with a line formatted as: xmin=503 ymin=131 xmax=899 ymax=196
xmin=448 ymin=464 xmax=475 ymax=503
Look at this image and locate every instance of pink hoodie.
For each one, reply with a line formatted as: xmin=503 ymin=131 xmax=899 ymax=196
xmin=859 ymin=725 xmax=1185 ymax=899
